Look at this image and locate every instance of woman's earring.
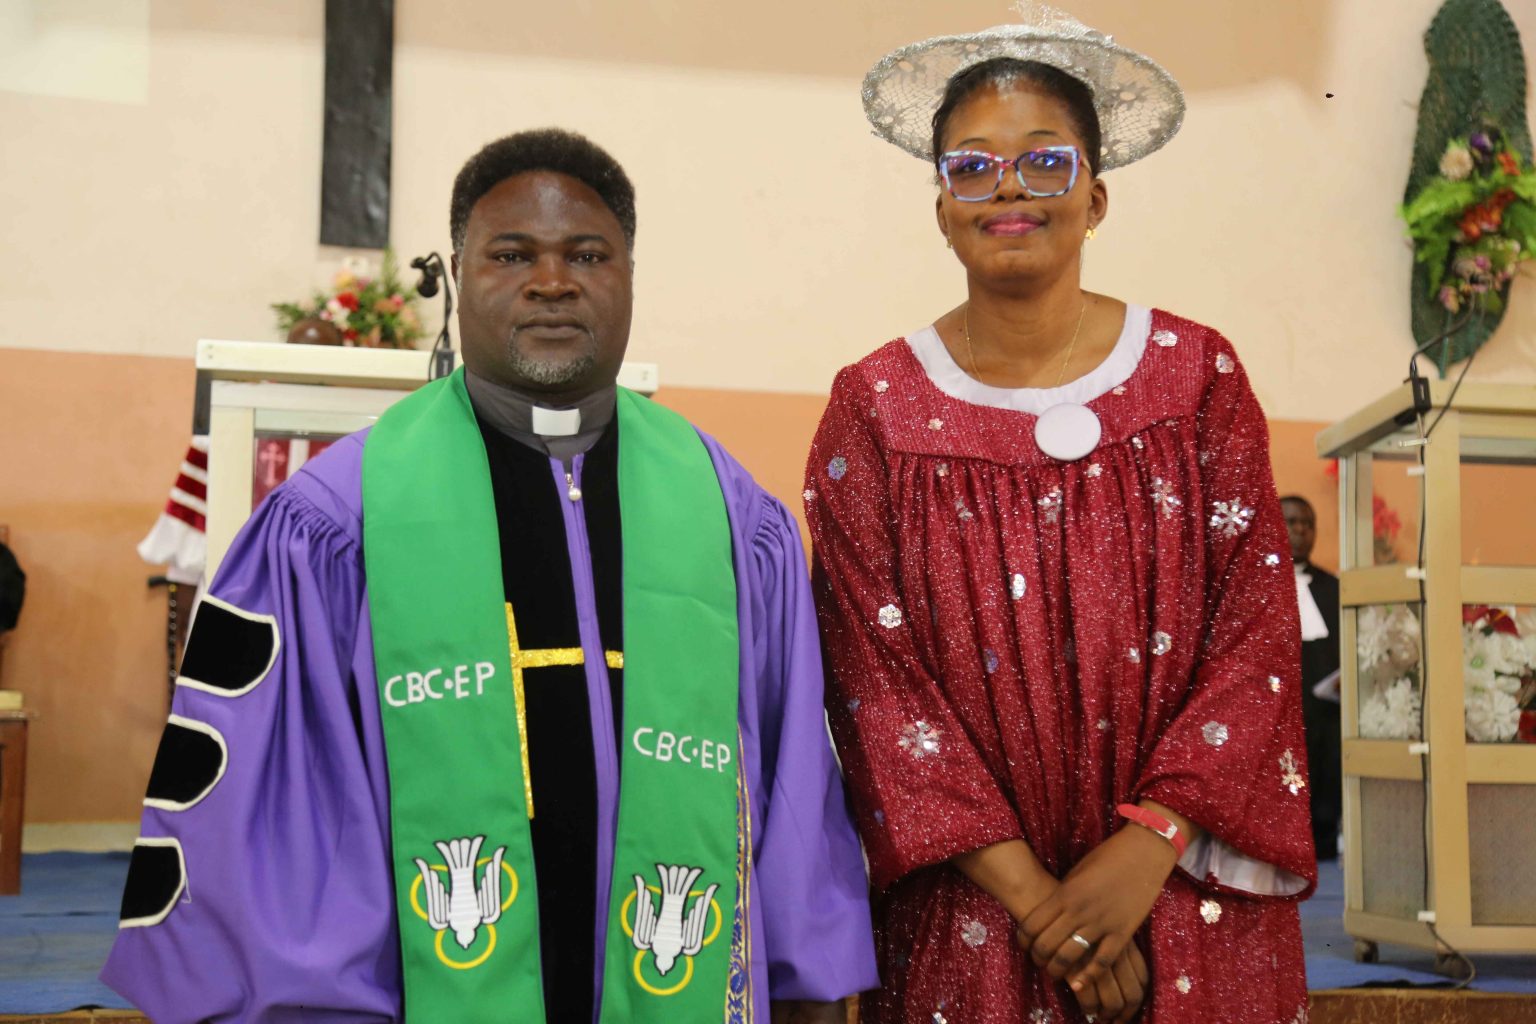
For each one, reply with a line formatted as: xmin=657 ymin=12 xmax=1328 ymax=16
xmin=945 ymin=236 xmax=954 ymax=249
xmin=1085 ymin=227 xmax=1097 ymax=240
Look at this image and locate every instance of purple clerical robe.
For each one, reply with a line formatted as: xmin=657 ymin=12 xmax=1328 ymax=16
xmin=102 ymin=425 xmax=878 ymax=1022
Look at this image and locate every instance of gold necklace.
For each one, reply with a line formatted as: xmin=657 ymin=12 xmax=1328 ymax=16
xmin=964 ymin=297 xmax=1090 ymax=388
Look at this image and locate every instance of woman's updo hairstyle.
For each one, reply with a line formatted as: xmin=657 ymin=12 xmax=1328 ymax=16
xmin=931 ymin=58 xmax=1102 ymax=178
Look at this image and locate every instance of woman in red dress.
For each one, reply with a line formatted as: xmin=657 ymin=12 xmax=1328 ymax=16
xmin=805 ymin=8 xmax=1316 ymax=1023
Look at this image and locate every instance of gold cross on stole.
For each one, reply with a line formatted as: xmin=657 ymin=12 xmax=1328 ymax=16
xmin=506 ymin=603 xmax=624 ymax=819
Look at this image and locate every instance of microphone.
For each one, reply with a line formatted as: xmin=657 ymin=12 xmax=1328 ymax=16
xmin=410 ymin=255 xmax=442 ymax=298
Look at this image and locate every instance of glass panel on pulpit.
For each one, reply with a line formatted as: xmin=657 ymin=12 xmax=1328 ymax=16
xmin=1355 ymin=603 xmax=1423 ymax=739
xmin=1354 ymin=456 xmax=1421 ymax=569
xmin=1358 ymin=777 xmax=1426 ymax=919
xmin=1461 ymin=461 xmax=1536 ymax=567
xmin=1469 ymin=783 xmax=1536 ymax=925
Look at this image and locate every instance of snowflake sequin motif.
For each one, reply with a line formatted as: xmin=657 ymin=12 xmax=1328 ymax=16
xmin=928 ymin=418 xmax=944 ymax=431
xmin=1153 ymin=329 xmax=1179 ymax=348
xmin=932 ymin=1013 xmax=947 ymax=1024
xmin=873 ymin=810 xmax=885 ymax=824
xmin=900 ymin=720 xmax=942 ymax=759
xmin=983 ymin=648 xmax=999 ymax=674
xmin=1280 ymin=749 xmax=1306 ymax=794
xmin=1216 ymin=352 xmax=1236 ymax=374
xmin=827 ymin=456 xmax=848 ymax=481
xmin=1038 ymin=487 xmax=1063 ymax=525
xmin=1203 ymin=721 xmax=1230 ymax=746
xmin=961 ymin=919 xmax=989 ymax=947
xmin=847 ymin=698 xmax=861 ymax=712
xmin=802 ymin=488 xmax=816 ymax=504
xmin=1209 ymin=499 xmax=1255 ymax=538
xmin=1028 ymin=1011 xmax=1055 ymax=1024
xmin=874 ymin=379 xmax=890 ymax=393
xmin=1011 ymin=573 xmax=1027 ymax=600
xmin=1086 ymin=462 xmax=1102 ymax=478
xmin=1112 ymin=384 xmax=1128 ymax=396
xmin=1270 ymin=675 xmax=1283 ymax=693
xmin=1198 ymin=450 xmax=1214 ymax=467
xmin=1265 ymin=552 xmax=1282 ymax=566
xmin=1128 ymin=646 xmax=1141 ymax=664
xmin=1097 ymin=718 xmax=1110 ymax=731
xmin=1175 ymin=975 xmax=1192 ymax=994
xmin=936 ymin=462 xmax=950 ymax=478
xmin=1200 ymin=898 xmax=1222 ymax=924
xmin=1131 ymin=435 xmax=1145 ymax=450
xmin=878 ymin=604 xmax=903 ymax=629
xmin=1151 ymin=477 xmax=1183 ymax=519
xmin=956 ymin=501 xmax=974 ymax=522
xmin=1151 ymin=631 xmax=1172 ymax=656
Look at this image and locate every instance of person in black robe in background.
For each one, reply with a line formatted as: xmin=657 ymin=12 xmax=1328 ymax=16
xmin=1282 ymin=495 xmax=1341 ymax=860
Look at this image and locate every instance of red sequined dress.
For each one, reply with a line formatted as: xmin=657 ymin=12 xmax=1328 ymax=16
xmin=804 ymin=306 xmax=1317 ymax=1023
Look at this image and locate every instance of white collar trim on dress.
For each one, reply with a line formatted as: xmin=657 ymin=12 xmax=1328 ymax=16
xmin=906 ymin=304 xmax=1151 ymax=414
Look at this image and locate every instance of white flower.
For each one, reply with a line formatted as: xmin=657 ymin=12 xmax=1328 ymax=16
xmin=1439 ymin=145 xmax=1474 ymax=181
xmin=1360 ymin=677 xmax=1422 ymax=740
xmin=325 ymin=297 xmax=351 ymax=327
xmin=1357 ymin=605 xmax=1420 ymax=689
xmin=1485 ymin=629 xmax=1531 ymax=678
xmin=1463 ymin=624 xmax=1499 ymax=691
xmin=1465 ymin=687 xmax=1520 ymax=743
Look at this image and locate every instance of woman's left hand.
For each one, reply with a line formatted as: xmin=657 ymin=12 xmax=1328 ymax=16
xmin=1016 ymin=825 xmax=1178 ymax=993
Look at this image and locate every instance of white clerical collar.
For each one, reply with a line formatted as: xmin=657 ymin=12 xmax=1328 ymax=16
xmin=531 ymin=405 xmax=582 ymax=437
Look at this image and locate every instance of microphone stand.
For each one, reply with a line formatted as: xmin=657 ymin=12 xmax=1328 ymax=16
xmin=411 ymin=252 xmax=456 ymax=380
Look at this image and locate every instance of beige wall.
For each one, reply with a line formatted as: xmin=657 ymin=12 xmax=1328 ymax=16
xmin=3 ymin=1 xmax=1536 ymax=825
xmin=3 ymin=0 xmax=1534 ymax=413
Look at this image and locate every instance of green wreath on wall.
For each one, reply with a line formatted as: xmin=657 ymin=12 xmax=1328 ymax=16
xmin=1403 ymin=0 xmax=1533 ymax=375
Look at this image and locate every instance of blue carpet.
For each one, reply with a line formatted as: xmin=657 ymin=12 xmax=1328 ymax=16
xmin=2 ymin=852 xmax=1534 ymax=1014
xmin=0 ymin=852 xmax=133 ymax=1013
xmin=1302 ymin=856 xmax=1536 ymax=992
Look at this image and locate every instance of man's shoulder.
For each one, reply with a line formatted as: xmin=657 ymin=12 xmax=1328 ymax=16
xmin=279 ymin=429 xmax=368 ymax=543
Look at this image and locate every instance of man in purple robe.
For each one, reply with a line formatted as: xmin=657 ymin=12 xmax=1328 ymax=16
xmin=102 ymin=128 xmax=877 ymax=1023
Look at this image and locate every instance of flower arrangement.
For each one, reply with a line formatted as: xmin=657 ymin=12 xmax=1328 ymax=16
xmin=272 ymin=250 xmax=425 ymax=348
xmin=1461 ymin=605 xmax=1536 ymax=743
xmin=1401 ymin=125 xmax=1536 ymax=318
xmin=1356 ymin=603 xmax=1536 ymax=743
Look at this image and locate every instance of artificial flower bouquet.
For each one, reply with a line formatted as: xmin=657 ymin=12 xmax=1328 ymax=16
xmin=1401 ymin=125 xmax=1536 ymax=318
xmin=272 ymin=250 xmax=425 ymax=349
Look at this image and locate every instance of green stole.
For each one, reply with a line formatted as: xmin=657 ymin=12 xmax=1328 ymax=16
xmin=362 ymin=370 xmax=741 ymax=1021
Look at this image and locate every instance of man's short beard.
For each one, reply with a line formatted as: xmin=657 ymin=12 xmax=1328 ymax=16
xmin=505 ymin=332 xmax=598 ymax=388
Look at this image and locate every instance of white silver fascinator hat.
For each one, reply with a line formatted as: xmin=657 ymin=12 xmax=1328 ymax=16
xmin=862 ymin=1 xmax=1185 ymax=170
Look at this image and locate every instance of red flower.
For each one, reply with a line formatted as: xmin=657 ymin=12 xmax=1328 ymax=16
xmin=336 ymin=291 xmax=360 ymax=311
xmin=343 ymin=327 xmax=359 ymax=342
xmin=1325 ymin=459 xmax=1340 ymax=481
xmin=1497 ymin=151 xmax=1520 ymax=176
xmin=1372 ymin=495 xmax=1401 ymax=541
xmin=1518 ymin=710 xmax=1536 ymax=743
xmin=1463 ymin=604 xmax=1520 ymax=635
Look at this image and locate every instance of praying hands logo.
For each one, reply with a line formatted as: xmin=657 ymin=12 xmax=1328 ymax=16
xmin=630 ymin=864 xmax=719 ymax=978
xmin=413 ymin=835 xmax=512 ymax=965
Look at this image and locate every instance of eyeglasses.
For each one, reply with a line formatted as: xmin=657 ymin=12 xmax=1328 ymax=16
xmin=938 ymin=146 xmax=1082 ymax=202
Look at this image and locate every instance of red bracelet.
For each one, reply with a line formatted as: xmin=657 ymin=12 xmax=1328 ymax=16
xmin=1117 ymin=803 xmax=1188 ymax=858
